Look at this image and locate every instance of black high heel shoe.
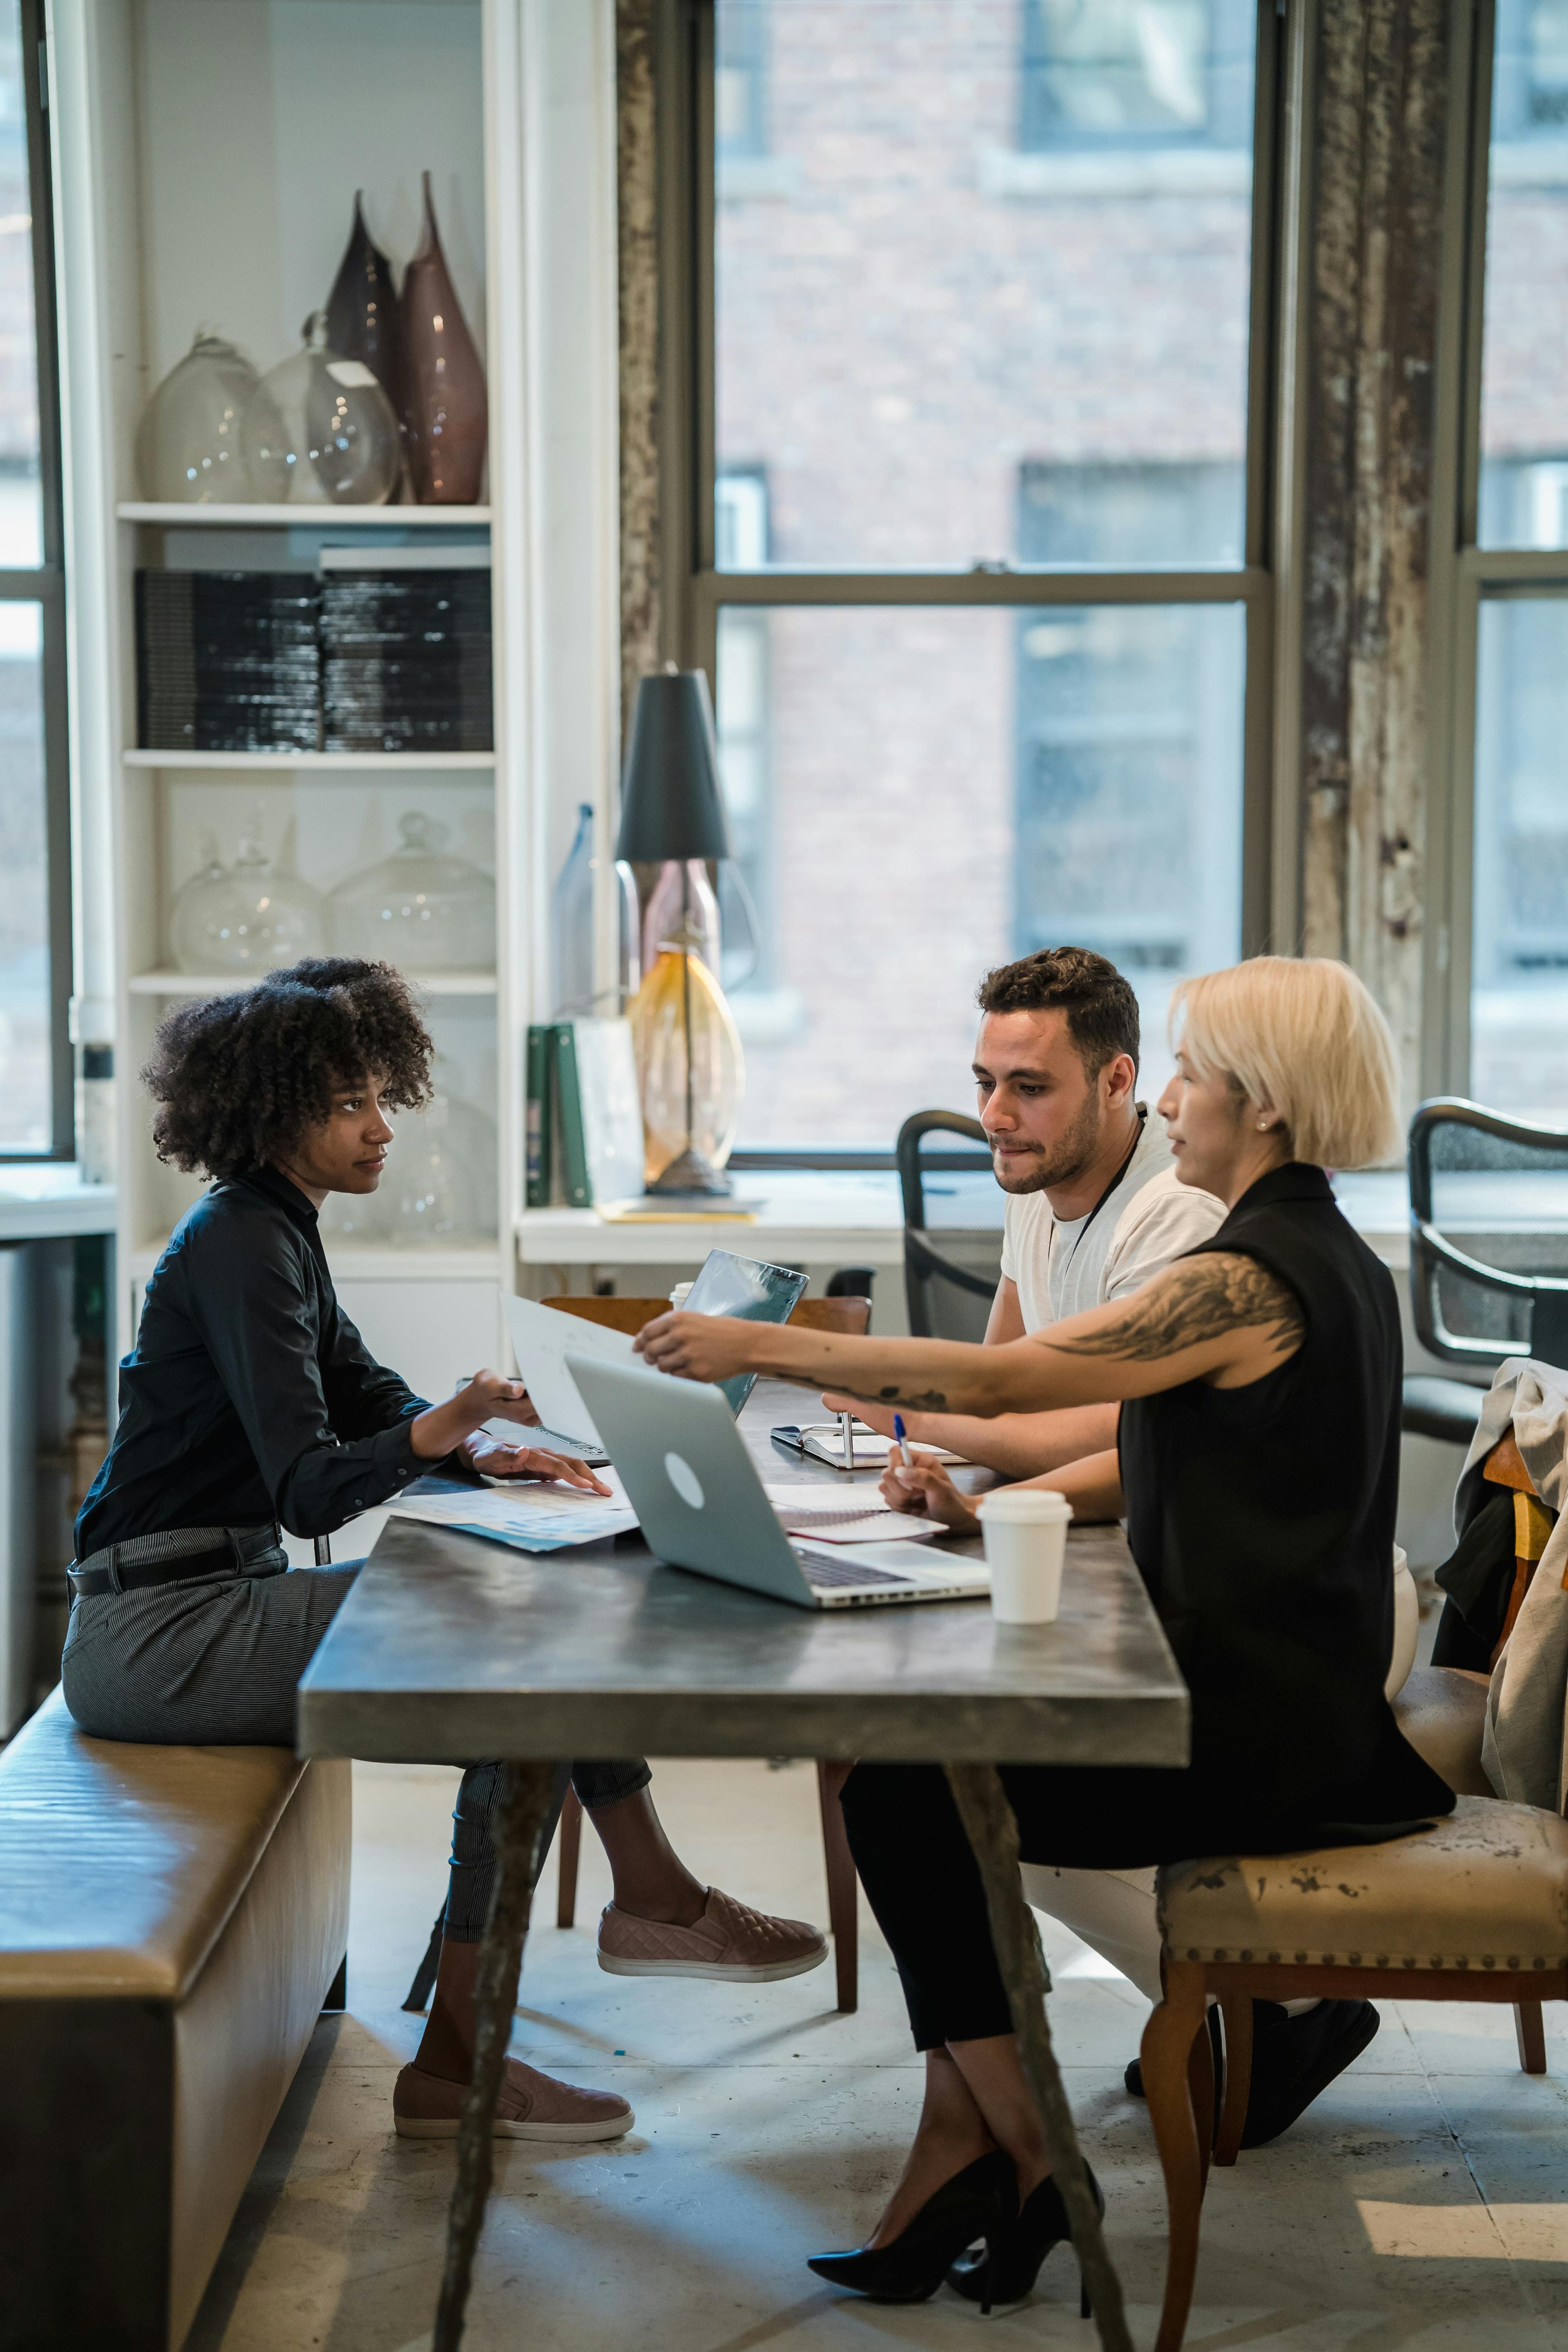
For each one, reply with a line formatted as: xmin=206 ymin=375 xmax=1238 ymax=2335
xmin=807 ymin=2149 xmax=1016 ymax=2312
xmin=946 ymin=2160 xmax=1105 ymax=2312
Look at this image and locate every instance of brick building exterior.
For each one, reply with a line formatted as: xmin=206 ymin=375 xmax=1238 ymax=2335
xmin=711 ymin=0 xmax=1568 ymax=1145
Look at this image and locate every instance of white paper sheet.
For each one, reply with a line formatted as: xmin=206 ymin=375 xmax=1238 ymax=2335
xmin=390 ymin=1470 xmax=638 ymax=1554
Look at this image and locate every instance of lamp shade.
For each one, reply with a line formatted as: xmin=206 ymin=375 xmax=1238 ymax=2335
xmin=615 ymin=669 xmax=735 ymax=863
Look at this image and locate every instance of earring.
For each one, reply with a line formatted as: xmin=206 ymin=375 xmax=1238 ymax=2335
xmin=1258 ymin=1118 xmax=1269 ymax=1131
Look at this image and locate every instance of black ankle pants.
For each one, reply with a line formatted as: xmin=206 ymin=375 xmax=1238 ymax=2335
xmin=841 ymin=1758 xmax=1250 ymax=2051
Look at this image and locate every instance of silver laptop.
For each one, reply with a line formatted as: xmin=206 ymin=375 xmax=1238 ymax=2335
xmin=568 ymin=1354 xmax=991 ymax=1611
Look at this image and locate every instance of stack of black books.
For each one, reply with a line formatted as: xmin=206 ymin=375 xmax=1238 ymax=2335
xmin=320 ymin=570 xmax=493 ymax=755
xmin=136 ymin=572 xmax=321 ymax=754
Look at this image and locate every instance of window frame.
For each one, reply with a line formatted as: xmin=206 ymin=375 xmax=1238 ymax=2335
xmin=1426 ymin=0 xmax=1568 ymax=1104
xmin=0 ymin=0 xmax=71 ymax=1160
xmin=654 ymin=0 xmax=1286 ymax=1163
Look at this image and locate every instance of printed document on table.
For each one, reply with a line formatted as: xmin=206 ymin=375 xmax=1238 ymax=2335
xmin=390 ymin=1471 xmax=639 ymax=1554
xmin=762 ymin=1481 xmax=946 ymax=1544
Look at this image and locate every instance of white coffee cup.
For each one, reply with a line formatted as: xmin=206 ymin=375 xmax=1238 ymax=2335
xmin=979 ymin=1488 xmax=1074 ymax=1625
xmin=668 ymin=1282 xmax=695 ymax=1308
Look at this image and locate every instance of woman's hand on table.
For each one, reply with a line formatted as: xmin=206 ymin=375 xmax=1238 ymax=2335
xmin=878 ymin=1456 xmax=982 ymax=1538
xmin=460 ymin=1433 xmax=611 ymax=1494
xmin=634 ymin=1310 xmax=761 ymax=1384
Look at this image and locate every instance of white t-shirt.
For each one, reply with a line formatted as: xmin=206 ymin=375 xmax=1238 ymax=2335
xmin=998 ymin=1111 xmax=1228 ymax=1332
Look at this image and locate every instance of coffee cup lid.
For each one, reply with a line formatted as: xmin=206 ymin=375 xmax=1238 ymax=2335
xmin=976 ymin=1488 xmax=1074 ymax=1524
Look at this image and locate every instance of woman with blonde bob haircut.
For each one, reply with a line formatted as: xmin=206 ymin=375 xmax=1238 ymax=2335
xmin=635 ymin=954 xmax=1453 ymax=2313
xmin=1174 ymin=953 xmax=1401 ymax=1174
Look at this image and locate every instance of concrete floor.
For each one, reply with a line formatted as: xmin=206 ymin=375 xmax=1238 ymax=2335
xmin=185 ymin=1756 xmax=1568 ymax=2352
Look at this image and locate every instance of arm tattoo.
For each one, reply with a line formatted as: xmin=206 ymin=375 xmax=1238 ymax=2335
xmin=1051 ymin=1253 xmax=1305 ymax=1363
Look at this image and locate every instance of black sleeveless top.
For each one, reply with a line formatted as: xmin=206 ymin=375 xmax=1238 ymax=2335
xmin=1118 ymin=1162 xmax=1453 ymax=1846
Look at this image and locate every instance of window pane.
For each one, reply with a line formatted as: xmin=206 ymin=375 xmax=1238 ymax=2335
xmin=0 ymin=0 xmax=41 ymax=567
xmin=715 ymin=600 xmax=1244 ymax=1148
xmin=713 ymin=0 xmax=1255 ymax=570
xmin=1479 ymin=1 xmax=1568 ymax=547
xmin=0 ymin=600 xmax=51 ymax=1149
xmin=1471 ymin=595 xmax=1568 ymax=1118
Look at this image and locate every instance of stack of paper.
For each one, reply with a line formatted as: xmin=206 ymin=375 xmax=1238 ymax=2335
xmin=390 ymin=1472 xmax=638 ymax=1555
xmin=763 ymin=1483 xmax=947 ymax=1545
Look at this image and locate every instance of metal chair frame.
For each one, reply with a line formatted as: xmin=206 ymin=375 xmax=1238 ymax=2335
xmin=1408 ymin=1096 xmax=1568 ymax=1372
xmin=895 ymin=1110 xmax=999 ymax=1339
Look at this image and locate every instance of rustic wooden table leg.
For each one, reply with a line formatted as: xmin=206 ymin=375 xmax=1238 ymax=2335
xmin=946 ymin=1764 xmax=1132 ymax=2352
xmin=432 ymin=1759 xmax=559 ymax=2352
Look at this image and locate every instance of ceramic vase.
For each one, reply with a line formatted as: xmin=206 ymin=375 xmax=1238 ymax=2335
xmin=401 ymin=171 xmax=488 ymax=504
xmin=324 ymin=193 xmax=408 ymax=470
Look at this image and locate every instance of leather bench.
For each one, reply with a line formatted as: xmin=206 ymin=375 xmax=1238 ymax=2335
xmin=0 ymin=1687 xmax=350 ymax=2352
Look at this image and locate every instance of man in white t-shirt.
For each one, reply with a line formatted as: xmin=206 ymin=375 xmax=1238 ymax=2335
xmin=826 ymin=944 xmax=1225 ymax=1497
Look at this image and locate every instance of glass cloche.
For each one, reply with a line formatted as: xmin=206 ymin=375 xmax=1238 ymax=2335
xmin=168 ymin=835 xmax=327 ymax=973
xmin=329 ymin=812 xmax=495 ymax=970
xmin=241 ymin=311 xmax=401 ymax=506
xmin=136 ymin=329 xmax=287 ymax=504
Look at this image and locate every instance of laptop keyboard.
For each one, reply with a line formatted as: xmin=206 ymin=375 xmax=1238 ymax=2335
xmin=794 ymin=1546 xmax=909 ymax=1590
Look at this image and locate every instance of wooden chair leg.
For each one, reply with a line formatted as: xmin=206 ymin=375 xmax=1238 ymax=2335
xmin=1215 ymin=1993 xmax=1252 ymax=2165
xmin=816 ymin=1760 xmax=858 ymax=2012
xmin=1515 ymin=1998 xmax=1548 ymax=2076
xmin=1141 ymin=1961 xmax=1211 ymax=2352
xmin=556 ymin=1784 xmax=583 ymax=1929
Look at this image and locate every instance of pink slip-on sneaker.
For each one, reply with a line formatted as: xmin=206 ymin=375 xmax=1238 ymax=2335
xmin=597 ymin=1886 xmax=828 ymax=1982
xmin=393 ymin=2058 xmax=633 ymax=2141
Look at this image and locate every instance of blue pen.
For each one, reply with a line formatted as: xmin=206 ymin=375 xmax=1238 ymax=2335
xmin=892 ymin=1412 xmax=915 ymax=1470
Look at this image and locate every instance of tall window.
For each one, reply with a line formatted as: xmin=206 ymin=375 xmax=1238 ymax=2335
xmin=1463 ymin=0 xmax=1568 ymax=1118
xmin=0 ymin=0 xmax=67 ymax=1155
xmin=684 ymin=0 xmax=1272 ymax=1149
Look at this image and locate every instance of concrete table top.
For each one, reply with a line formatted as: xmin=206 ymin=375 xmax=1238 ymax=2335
xmin=296 ymin=1381 xmax=1189 ymax=1770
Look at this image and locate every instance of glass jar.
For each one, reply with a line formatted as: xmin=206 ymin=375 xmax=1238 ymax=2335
xmin=329 ymin=812 xmax=495 ymax=970
xmin=241 ymin=311 xmax=401 ymax=507
xmin=136 ymin=329 xmax=287 ymax=504
xmin=641 ymin=857 xmax=720 ymax=978
xmin=168 ymin=837 xmax=326 ymax=973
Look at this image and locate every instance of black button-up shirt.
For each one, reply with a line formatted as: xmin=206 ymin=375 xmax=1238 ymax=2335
xmin=77 ymin=1165 xmax=465 ymax=1553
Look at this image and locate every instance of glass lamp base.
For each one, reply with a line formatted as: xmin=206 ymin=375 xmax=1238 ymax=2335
xmin=647 ymin=1145 xmax=733 ymax=1197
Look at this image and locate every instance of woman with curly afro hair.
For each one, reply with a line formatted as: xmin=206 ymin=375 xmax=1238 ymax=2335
xmin=64 ymin=959 xmax=825 ymax=2144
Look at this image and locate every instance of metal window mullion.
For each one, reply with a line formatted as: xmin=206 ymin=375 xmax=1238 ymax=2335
xmin=0 ymin=568 xmax=64 ymax=602
xmin=1457 ymin=546 xmax=1568 ymax=589
xmin=1243 ymin=0 xmax=1282 ymax=573
xmin=692 ymin=567 xmax=1270 ymax=612
xmin=1459 ymin=0 xmax=1498 ymax=552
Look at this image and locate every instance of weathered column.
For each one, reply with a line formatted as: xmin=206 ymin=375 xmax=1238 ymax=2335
xmin=1298 ymin=0 xmax=1452 ymax=1116
xmin=617 ymin=0 xmax=661 ymax=747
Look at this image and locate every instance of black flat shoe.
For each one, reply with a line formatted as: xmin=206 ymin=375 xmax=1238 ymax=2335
xmin=1240 ymin=1998 xmax=1379 ymax=2146
xmin=1123 ymin=2000 xmax=1379 ymax=2149
xmin=807 ymin=2149 xmax=1016 ymax=2311
xmin=947 ymin=2160 xmax=1105 ymax=2312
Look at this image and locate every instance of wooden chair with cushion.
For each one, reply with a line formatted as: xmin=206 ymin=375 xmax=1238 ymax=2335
xmin=1139 ymin=1422 xmax=1565 ymax=2349
xmin=1142 ymin=1799 xmax=1568 ymax=2351
xmin=541 ymin=1289 xmax=869 ymax=2011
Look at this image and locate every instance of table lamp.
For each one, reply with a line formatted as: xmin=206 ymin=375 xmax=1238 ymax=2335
xmin=617 ymin=667 xmax=745 ymax=1197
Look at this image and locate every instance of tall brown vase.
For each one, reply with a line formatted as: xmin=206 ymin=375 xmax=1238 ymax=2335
xmin=401 ymin=170 xmax=488 ymax=505
xmin=325 ymin=191 xmax=408 ymax=453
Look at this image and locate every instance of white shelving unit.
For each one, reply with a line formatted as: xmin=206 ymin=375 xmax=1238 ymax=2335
xmin=117 ymin=502 xmax=495 ymax=527
xmin=51 ymin=0 xmax=575 ymax=1400
xmin=122 ymin=749 xmax=497 ymax=773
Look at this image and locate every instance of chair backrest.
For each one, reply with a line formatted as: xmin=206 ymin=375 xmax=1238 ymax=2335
xmin=895 ymin=1110 xmax=1003 ymax=1341
xmin=541 ymin=1294 xmax=871 ymax=1337
xmin=1408 ymin=1098 xmax=1568 ymax=1373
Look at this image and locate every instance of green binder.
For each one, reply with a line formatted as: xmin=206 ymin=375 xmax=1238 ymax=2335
xmin=550 ymin=1020 xmax=592 ymax=1207
xmin=525 ymin=1025 xmax=552 ymax=1207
